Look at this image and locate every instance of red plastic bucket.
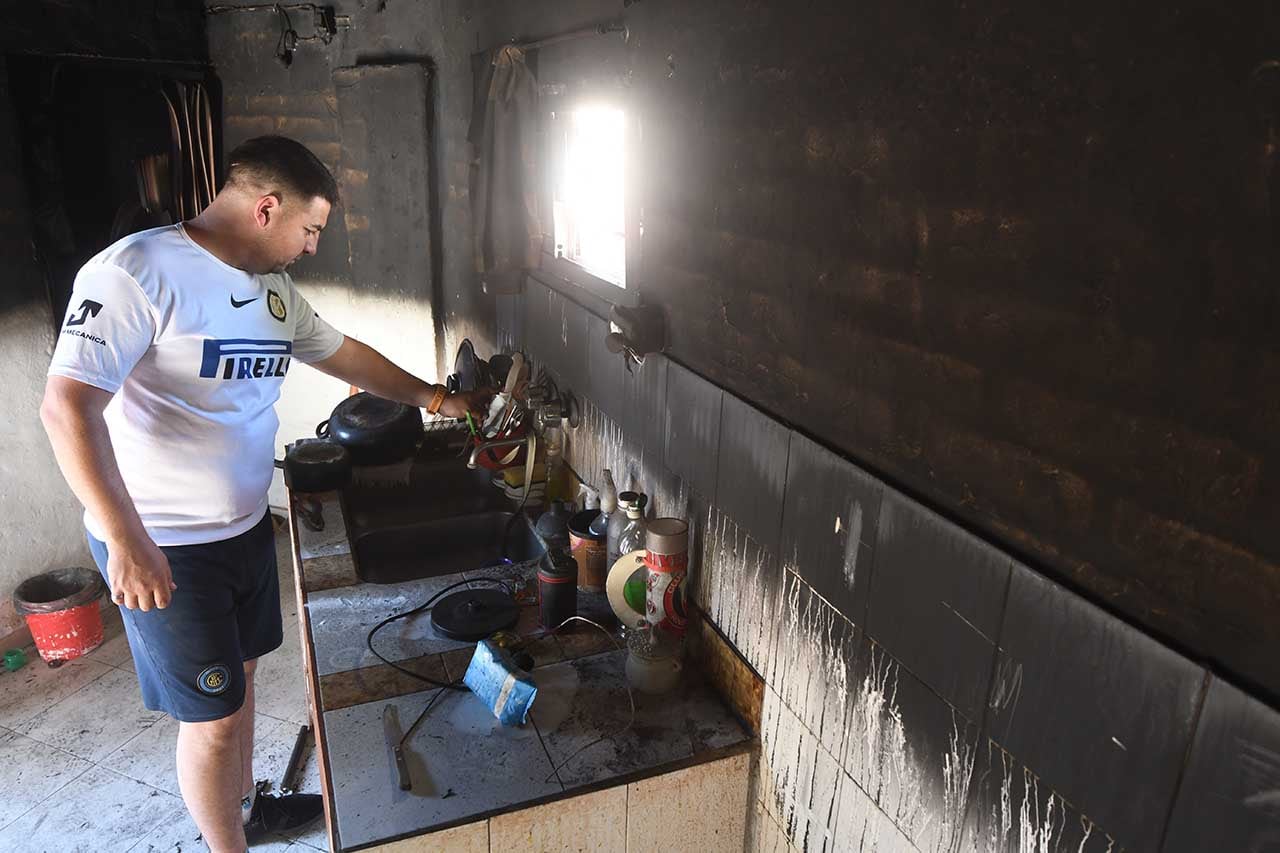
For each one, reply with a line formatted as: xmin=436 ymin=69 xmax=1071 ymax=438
xmin=13 ymin=568 xmax=107 ymax=663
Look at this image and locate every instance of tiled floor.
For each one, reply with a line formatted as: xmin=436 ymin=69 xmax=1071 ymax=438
xmin=0 ymin=520 xmax=328 ymax=853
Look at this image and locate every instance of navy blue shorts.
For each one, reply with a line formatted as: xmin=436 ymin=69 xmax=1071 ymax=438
xmin=87 ymin=511 xmax=284 ymax=723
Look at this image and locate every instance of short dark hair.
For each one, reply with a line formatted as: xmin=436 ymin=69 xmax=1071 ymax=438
xmin=224 ymin=135 xmax=339 ymax=207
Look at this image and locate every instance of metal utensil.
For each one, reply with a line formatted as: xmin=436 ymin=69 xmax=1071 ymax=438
xmin=382 ymin=704 xmax=412 ymax=790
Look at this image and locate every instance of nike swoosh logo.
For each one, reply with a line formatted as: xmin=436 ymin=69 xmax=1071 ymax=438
xmin=230 ymin=295 xmax=259 ymax=308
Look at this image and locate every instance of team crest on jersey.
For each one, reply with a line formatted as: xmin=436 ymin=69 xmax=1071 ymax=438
xmin=197 ymin=664 xmax=231 ymax=695
xmin=267 ymin=289 xmax=287 ymax=322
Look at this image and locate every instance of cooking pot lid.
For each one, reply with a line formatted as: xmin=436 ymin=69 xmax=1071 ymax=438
xmin=331 ymin=392 xmax=416 ymax=432
xmin=452 ymin=339 xmax=484 ymax=392
xmin=289 ymin=439 xmax=349 ymax=464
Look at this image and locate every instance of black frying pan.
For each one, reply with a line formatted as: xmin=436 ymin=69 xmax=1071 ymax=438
xmin=317 ymin=392 xmax=424 ymax=465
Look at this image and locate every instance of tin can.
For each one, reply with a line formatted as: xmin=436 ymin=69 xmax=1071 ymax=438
xmin=567 ymin=509 xmax=608 ymax=591
xmin=644 ymin=518 xmax=689 ymax=636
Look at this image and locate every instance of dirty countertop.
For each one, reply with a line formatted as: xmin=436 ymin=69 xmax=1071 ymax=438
xmin=288 ymin=490 xmax=750 ymax=851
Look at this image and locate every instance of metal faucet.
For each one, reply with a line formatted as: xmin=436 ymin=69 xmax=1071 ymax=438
xmin=467 ymin=435 xmax=531 ymax=469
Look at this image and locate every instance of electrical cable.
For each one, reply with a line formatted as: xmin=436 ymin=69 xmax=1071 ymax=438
xmin=404 ymin=676 xmax=460 ymax=742
xmin=365 ymin=577 xmax=513 ymax=691
xmin=533 ymin=615 xmax=635 ymax=782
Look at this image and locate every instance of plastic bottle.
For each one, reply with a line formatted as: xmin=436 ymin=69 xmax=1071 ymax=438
xmin=590 ymin=469 xmax=616 ymax=538
xmin=608 ymin=490 xmax=641 ymax=568
xmin=616 ymin=493 xmax=649 ymax=560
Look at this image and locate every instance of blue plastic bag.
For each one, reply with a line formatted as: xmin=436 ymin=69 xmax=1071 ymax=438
xmin=463 ymin=639 xmax=537 ymax=726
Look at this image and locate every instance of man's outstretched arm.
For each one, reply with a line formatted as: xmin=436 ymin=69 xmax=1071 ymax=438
xmin=311 ymin=336 xmax=491 ymax=421
xmin=39 ymin=376 xmax=175 ymax=611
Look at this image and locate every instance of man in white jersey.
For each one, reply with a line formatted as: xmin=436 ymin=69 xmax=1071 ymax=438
xmin=40 ymin=136 xmax=490 ymax=852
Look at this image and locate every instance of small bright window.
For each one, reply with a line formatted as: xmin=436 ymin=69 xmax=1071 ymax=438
xmin=553 ymin=105 xmax=626 ymax=288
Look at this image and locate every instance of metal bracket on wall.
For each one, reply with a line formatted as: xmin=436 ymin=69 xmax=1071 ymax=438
xmin=205 ymin=4 xmax=350 ymax=66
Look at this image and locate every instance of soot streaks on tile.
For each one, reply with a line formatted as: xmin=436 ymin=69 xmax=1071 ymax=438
xmin=780 ymin=432 xmax=884 ymax=629
xmin=867 ymin=489 xmax=1010 ymax=720
xmin=988 ymin=564 xmax=1203 ymax=851
xmin=665 ymin=361 xmax=724 ymax=501
xmin=699 ymin=505 xmax=784 ymax=678
xmin=715 ymin=392 xmax=791 ymax=555
xmin=1161 ymin=675 xmax=1280 ymax=853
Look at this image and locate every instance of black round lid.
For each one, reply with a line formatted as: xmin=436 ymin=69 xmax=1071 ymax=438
xmin=430 ymin=588 xmax=520 ymax=641
xmin=331 ymin=393 xmax=416 ymax=435
xmin=289 ymin=440 xmax=349 ymax=466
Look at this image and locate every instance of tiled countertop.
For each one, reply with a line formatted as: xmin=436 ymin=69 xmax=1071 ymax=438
xmin=288 ymin=489 xmax=750 ymax=851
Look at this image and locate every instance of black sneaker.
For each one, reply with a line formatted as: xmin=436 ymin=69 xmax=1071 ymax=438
xmin=244 ymin=782 xmax=323 ymax=846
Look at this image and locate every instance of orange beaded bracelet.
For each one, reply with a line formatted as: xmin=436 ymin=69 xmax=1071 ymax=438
xmin=427 ymin=385 xmax=447 ymax=415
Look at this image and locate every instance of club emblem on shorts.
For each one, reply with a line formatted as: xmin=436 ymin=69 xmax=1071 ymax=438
xmin=197 ymin=664 xmax=231 ymax=695
xmin=267 ymin=289 xmax=287 ymax=322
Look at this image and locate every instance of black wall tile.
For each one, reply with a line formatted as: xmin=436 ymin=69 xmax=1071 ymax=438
xmin=664 ymin=361 xmax=723 ymax=502
xmin=521 ymin=280 xmax=551 ymax=366
xmin=520 ymin=280 xmax=589 ymax=395
xmin=585 ymin=313 xmax=626 ymax=424
xmin=988 ymin=564 xmax=1205 ymax=852
xmin=845 ymin=636 xmax=980 ymax=852
xmin=771 ymin=571 xmax=859 ymax=762
xmin=714 ymin=393 xmax=791 ymax=555
xmin=867 ymin=489 xmax=1011 ymax=720
xmin=623 ymin=353 xmax=668 ymax=470
xmin=1162 ymin=676 xmax=1280 ymax=853
xmin=779 ymin=433 xmax=883 ymax=629
xmin=494 ymin=293 xmax=523 ymax=354
xmin=548 ymin=287 xmax=589 ymax=394
xmin=966 ymin=739 xmax=1119 ymax=852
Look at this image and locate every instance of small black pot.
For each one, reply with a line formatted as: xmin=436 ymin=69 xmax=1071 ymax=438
xmin=283 ymin=439 xmax=352 ymax=493
xmin=318 ymin=392 xmax=424 ymax=465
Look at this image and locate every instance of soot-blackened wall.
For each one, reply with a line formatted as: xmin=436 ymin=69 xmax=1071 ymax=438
xmin=477 ymin=0 xmax=1280 ymax=703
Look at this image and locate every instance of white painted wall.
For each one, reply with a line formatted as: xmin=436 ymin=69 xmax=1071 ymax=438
xmin=0 ymin=302 xmax=92 ymax=636
xmin=267 ymin=278 xmax=439 ymax=509
xmin=0 ymin=278 xmax=437 ymax=639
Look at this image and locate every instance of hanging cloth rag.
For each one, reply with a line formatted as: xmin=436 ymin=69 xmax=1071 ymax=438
xmin=469 ymin=45 xmax=542 ymax=294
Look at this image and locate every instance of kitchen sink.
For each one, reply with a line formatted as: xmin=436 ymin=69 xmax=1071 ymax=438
xmin=344 ymin=458 xmax=509 ymax=530
xmin=342 ymin=446 xmax=547 ymax=584
xmin=351 ymin=511 xmax=545 ymax=585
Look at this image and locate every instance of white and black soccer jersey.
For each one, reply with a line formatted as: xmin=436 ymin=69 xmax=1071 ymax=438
xmin=48 ymin=224 xmax=344 ymax=546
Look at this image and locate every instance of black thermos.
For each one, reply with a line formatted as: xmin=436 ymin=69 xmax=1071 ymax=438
xmin=538 ymin=548 xmax=578 ymax=630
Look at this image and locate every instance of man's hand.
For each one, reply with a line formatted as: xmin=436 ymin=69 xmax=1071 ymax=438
xmin=440 ymin=389 xmax=494 ymax=423
xmin=107 ymin=536 xmax=177 ymax=611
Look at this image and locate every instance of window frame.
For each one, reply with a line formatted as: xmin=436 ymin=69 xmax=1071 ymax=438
xmin=534 ymin=76 xmax=641 ymax=308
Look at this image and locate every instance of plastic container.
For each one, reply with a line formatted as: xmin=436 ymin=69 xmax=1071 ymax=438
xmin=645 ymin=518 xmax=690 ymax=638
xmin=538 ymin=549 xmax=578 ymax=630
xmin=606 ymin=490 xmax=639 ymax=569
xmin=590 ymin=469 xmax=617 ymax=538
xmin=13 ymin=568 xmax=108 ymax=663
xmin=616 ymin=494 xmax=649 ymax=561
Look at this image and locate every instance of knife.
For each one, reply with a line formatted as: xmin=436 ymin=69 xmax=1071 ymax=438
xmin=382 ymin=704 xmax=412 ymax=791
